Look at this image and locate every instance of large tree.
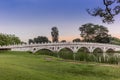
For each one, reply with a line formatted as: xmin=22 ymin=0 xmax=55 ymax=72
xmin=0 ymin=33 xmax=21 ymax=46
xmin=51 ymin=27 xmax=59 ymax=42
xmin=79 ymin=23 xmax=110 ymax=43
xmin=79 ymin=23 xmax=95 ymax=42
xmin=87 ymin=0 xmax=120 ymax=23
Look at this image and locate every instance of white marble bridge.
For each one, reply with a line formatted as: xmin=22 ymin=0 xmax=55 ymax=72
xmin=1 ymin=42 xmax=120 ymax=53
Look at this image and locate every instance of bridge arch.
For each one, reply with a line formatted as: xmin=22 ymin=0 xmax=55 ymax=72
xmin=77 ymin=47 xmax=90 ymax=53
xmin=34 ymin=48 xmax=56 ymax=56
xmin=93 ymin=48 xmax=104 ymax=58
xmin=58 ymin=47 xmax=74 ymax=60
xmin=93 ymin=47 xmax=103 ymax=53
xmin=106 ymin=48 xmax=115 ymax=53
xmin=32 ymin=47 xmax=54 ymax=53
xmin=106 ymin=48 xmax=115 ymax=56
xmin=58 ymin=47 xmax=74 ymax=53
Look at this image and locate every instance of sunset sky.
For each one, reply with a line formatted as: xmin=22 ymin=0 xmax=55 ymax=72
xmin=0 ymin=0 xmax=119 ymax=42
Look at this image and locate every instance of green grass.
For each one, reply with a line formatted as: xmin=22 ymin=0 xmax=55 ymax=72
xmin=0 ymin=51 xmax=120 ymax=80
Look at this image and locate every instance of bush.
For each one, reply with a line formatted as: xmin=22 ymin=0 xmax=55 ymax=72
xmin=108 ymin=56 xmax=118 ymax=64
xmin=87 ymin=54 xmax=97 ymax=62
xmin=58 ymin=51 xmax=73 ymax=60
xmin=75 ymin=52 xmax=89 ymax=61
xmin=58 ymin=48 xmax=74 ymax=60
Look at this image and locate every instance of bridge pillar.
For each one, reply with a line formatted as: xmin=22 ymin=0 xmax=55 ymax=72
xmin=103 ymin=47 xmax=107 ymax=53
xmin=73 ymin=48 xmax=78 ymax=53
xmin=89 ymin=47 xmax=94 ymax=53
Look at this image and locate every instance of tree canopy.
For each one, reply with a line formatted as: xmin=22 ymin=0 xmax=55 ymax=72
xmin=28 ymin=36 xmax=50 ymax=44
xmin=72 ymin=38 xmax=81 ymax=42
xmin=61 ymin=40 xmax=67 ymax=42
xmin=51 ymin=27 xmax=59 ymax=42
xmin=79 ymin=23 xmax=111 ymax=43
xmin=87 ymin=0 xmax=120 ymax=23
xmin=0 ymin=33 xmax=21 ymax=46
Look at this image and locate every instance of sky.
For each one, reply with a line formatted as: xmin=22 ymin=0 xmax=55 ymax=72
xmin=0 ymin=0 xmax=119 ymax=42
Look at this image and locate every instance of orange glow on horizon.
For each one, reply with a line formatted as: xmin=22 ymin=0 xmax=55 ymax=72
xmin=112 ymin=34 xmax=120 ymax=39
xmin=48 ymin=34 xmax=120 ymax=42
xmin=48 ymin=35 xmax=81 ymax=42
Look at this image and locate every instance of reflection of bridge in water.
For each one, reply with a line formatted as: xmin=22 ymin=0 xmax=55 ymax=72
xmin=1 ymin=42 xmax=120 ymax=53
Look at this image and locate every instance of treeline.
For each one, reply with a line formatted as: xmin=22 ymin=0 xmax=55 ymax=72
xmin=0 ymin=33 xmax=21 ymax=46
xmin=110 ymin=37 xmax=120 ymax=45
xmin=28 ymin=23 xmax=120 ymax=45
xmin=0 ymin=23 xmax=120 ymax=46
xmin=29 ymin=36 xmax=51 ymax=44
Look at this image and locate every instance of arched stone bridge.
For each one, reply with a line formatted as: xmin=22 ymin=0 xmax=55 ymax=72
xmin=2 ymin=42 xmax=120 ymax=53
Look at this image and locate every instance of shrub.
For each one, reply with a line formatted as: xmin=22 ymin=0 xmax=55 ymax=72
xmin=58 ymin=48 xmax=74 ymax=60
xmin=108 ymin=56 xmax=118 ymax=64
xmin=58 ymin=51 xmax=73 ymax=60
xmin=75 ymin=52 xmax=89 ymax=61
xmin=87 ymin=54 xmax=97 ymax=62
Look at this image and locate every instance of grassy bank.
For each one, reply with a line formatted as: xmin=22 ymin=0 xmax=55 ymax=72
xmin=0 ymin=51 xmax=120 ymax=80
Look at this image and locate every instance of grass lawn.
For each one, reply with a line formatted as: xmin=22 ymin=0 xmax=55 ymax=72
xmin=0 ymin=51 xmax=120 ymax=80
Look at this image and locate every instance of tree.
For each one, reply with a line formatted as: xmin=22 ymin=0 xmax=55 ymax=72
xmin=61 ymin=40 xmax=66 ymax=42
xmin=28 ymin=36 xmax=50 ymax=44
xmin=9 ymin=35 xmax=21 ymax=44
xmin=28 ymin=39 xmax=34 ymax=44
xmin=73 ymin=38 xmax=81 ymax=42
xmin=94 ymin=34 xmax=111 ymax=43
xmin=79 ymin=23 xmax=110 ymax=43
xmin=87 ymin=0 xmax=120 ymax=23
xmin=21 ymin=41 xmax=27 ymax=44
xmin=110 ymin=37 xmax=120 ymax=45
xmin=0 ymin=33 xmax=21 ymax=46
xmin=51 ymin=27 xmax=59 ymax=42
xmin=79 ymin=23 xmax=95 ymax=42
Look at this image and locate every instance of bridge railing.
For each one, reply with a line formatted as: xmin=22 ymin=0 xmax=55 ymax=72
xmin=0 ymin=42 xmax=120 ymax=49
